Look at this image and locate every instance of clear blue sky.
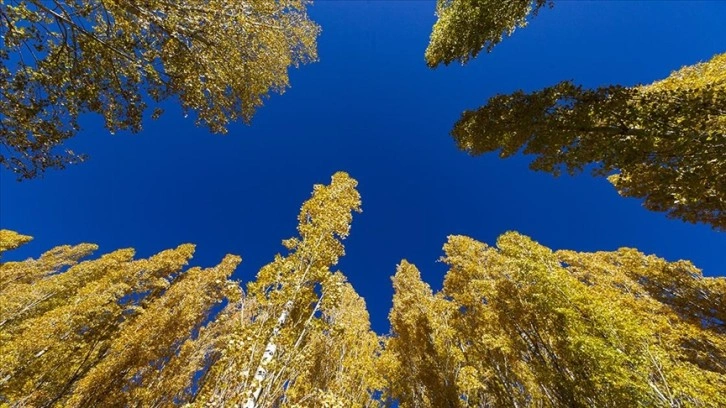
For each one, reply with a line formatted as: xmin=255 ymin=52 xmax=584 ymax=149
xmin=1 ymin=1 xmax=725 ymax=333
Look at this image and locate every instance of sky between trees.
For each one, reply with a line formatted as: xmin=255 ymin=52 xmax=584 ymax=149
xmin=1 ymin=0 xmax=725 ymax=335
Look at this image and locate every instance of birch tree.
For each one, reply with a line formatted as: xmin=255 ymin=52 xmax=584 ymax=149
xmin=194 ymin=172 xmax=382 ymax=407
xmin=0 ymin=173 xmax=382 ymax=407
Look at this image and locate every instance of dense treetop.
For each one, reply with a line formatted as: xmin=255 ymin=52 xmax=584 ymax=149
xmin=1 ymin=0 xmax=318 ymax=179
xmin=384 ymin=232 xmax=726 ymax=407
xmin=451 ymin=53 xmax=726 ymax=230
xmin=426 ymin=0 xmax=552 ymax=67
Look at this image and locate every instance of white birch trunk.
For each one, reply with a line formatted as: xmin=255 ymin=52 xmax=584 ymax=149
xmin=243 ymin=300 xmax=293 ymax=408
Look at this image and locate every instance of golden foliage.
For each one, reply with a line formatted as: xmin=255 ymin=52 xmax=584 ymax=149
xmin=2 ymin=174 xmax=724 ymax=406
xmin=1 ymin=0 xmax=319 ymax=179
xmin=383 ymin=232 xmax=726 ymax=407
xmin=195 ymin=172 xmax=379 ymax=407
xmin=452 ymin=53 xmax=726 ymax=229
xmin=0 ymin=230 xmax=240 ymax=407
xmin=0 ymin=231 xmax=32 ymax=255
xmin=426 ymin=0 xmax=552 ymax=67
xmin=0 ymin=173 xmax=381 ymax=407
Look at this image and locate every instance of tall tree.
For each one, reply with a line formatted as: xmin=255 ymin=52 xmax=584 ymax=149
xmin=452 ymin=53 xmax=726 ymax=230
xmin=383 ymin=232 xmax=726 ymax=407
xmin=426 ymin=0 xmax=552 ymax=67
xmin=194 ymin=172 xmax=381 ymax=407
xmin=1 ymin=0 xmax=319 ymax=179
xmin=380 ymin=261 xmax=461 ymax=407
xmin=0 ymin=229 xmax=241 ymax=407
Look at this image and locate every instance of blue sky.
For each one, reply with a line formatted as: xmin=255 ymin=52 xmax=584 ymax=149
xmin=1 ymin=1 xmax=725 ymax=334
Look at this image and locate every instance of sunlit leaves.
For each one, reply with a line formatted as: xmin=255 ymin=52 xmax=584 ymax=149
xmin=1 ymin=0 xmax=320 ymax=179
xmin=3 ymin=171 xmax=724 ymax=406
xmin=0 ymin=230 xmax=238 ymax=407
xmin=427 ymin=1 xmax=725 ymax=229
xmin=426 ymin=0 xmax=552 ymax=67
xmin=383 ymin=232 xmax=726 ymax=407
xmin=452 ymin=53 xmax=726 ymax=229
xmin=0 ymin=230 xmax=32 ymax=254
xmin=196 ymin=172 xmax=378 ymax=407
xmin=382 ymin=261 xmax=460 ymax=407
xmin=0 ymin=173 xmax=381 ymax=406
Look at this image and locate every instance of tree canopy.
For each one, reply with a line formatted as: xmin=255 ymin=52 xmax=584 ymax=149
xmin=1 ymin=1 xmax=725 ymax=405
xmin=2 ymin=174 xmax=725 ymax=406
xmin=0 ymin=0 xmax=319 ymax=179
xmin=451 ymin=53 xmax=726 ymax=230
xmin=382 ymin=232 xmax=726 ymax=407
xmin=426 ymin=0 xmax=552 ymax=67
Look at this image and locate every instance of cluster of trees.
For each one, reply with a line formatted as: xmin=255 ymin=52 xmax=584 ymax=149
xmin=384 ymin=234 xmax=726 ymax=407
xmin=430 ymin=0 xmax=725 ymax=230
xmin=1 ymin=0 xmax=724 ymax=406
xmin=1 ymin=173 xmax=381 ymax=407
xmin=451 ymin=54 xmax=726 ymax=230
xmin=2 ymin=173 xmax=725 ymax=406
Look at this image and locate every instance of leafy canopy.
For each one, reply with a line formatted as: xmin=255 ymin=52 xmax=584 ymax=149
xmin=0 ymin=173 xmax=381 ymax=407
xmin=452 ymin=53 xmax=726 ymax=230
xmin=382 ymin=232 xmax=726 ymax=407
xmin=2 ymin=176 xmax=725 ymax=406
xmin=426 ymin=0 xmax=552 ymax=67
xmin=0 ymin=0 xmax=319 ymax=179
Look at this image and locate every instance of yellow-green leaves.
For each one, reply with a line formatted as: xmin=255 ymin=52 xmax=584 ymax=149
xmin=295 ymin=171 xmax=362 ymax=269
xmin=0 ymin=233 xmax=239 ymax=407
xmin=383 ymin=261 xmax=460 ymax=407
xmin=1 ymin=0 xmax=320 ymax=179
xmin=284 ymin=282 xmax=383 ymax=407
xmin=426 ymin=0 xmax=552 ymax=67
xmin=68 ymin=255 xmax=241 ymax=407
xmin=0 ymin=230 xmax=32 ymax=255
xmin=3 ymin=176 xmax=724 ymax=406
xmin=383 ymin=232 xmax=726 ymax=407
xmin=452 ymin=53 xmax=726 ymax=230
xmin=0 ymin=173 xmax=380 ymax=407
xmin=196 ymin=172 xmax=377 ymax=407
xmin=428 ymin=1 xmax=725 ymax=229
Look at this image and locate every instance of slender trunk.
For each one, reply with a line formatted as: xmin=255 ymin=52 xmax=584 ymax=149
xmin=243 ymin=237 xmax=325 ymax=407
xmin=243 ymin=300 xmax=293 ymax=408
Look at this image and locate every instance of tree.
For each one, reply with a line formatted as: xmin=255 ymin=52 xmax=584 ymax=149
xmin=0 ymin=172 xmax=382 ymax=407
xmin=0 ymin=0 xmax=319 ymax=179
xmin=0 ymin=229 xmax=241 ymax=407
xmin=426 ymin=0 xmax=552 ymax=67
xmin=383 ymin=232 xmax=726 ymax=407
xmin=194 ymin=172 xmax=381 ymax=407
xmin=451 ymin=53 xmax=726 ymax=230
xmin=380 ymin=261 xmax=461 ymax=407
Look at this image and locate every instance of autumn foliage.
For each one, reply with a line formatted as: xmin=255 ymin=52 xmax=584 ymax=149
xmin=452 ymin=53 xmax=726 ymax=230
xmin=1 ymin=1 xmax=724 ymax=406
xmin=1 ymin=0 xmax=319 ymax=179
xmin=383 ymin=233 xmax=726 ymax=407
xmin=2 ymin=174 xmax=725 ymax=406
